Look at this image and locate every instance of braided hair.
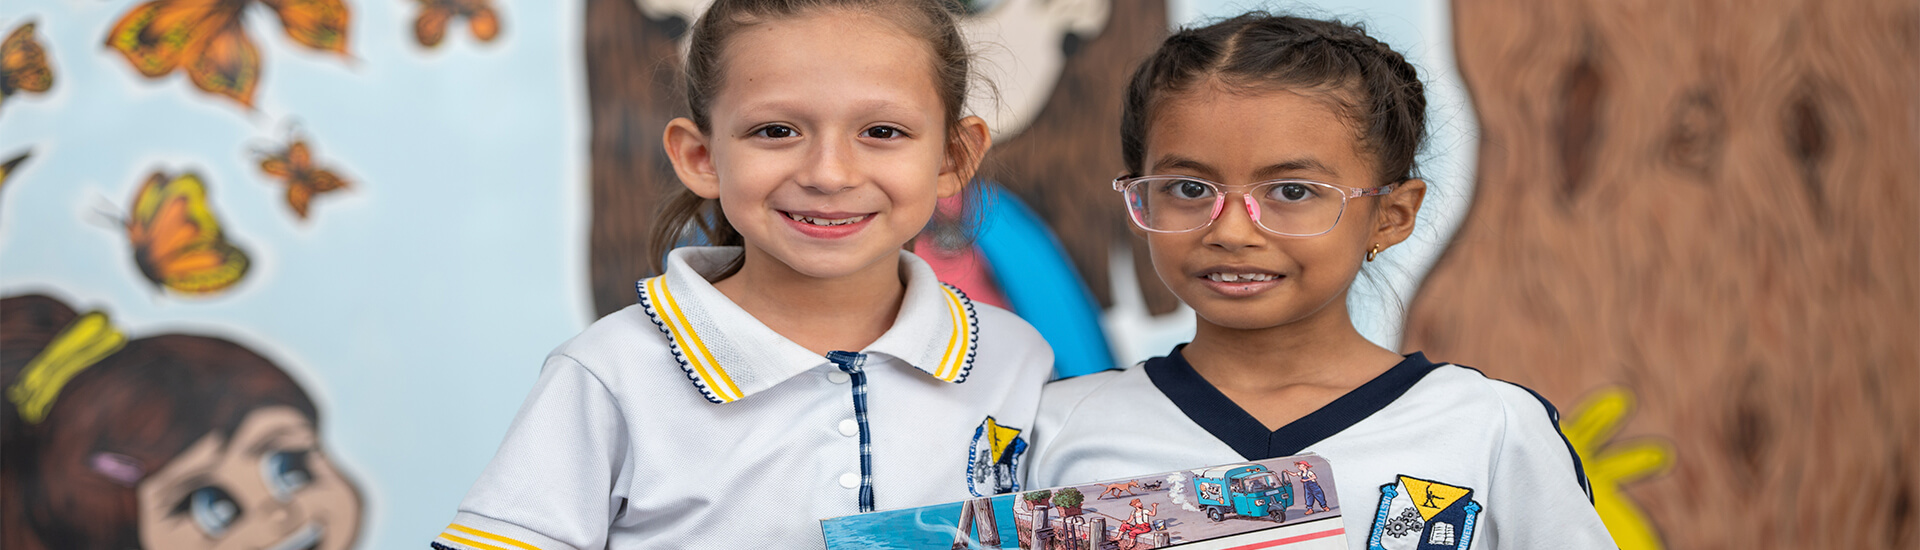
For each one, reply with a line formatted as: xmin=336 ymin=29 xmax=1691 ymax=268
xmin=1120 ymin=13 xmax=1427 ymax=185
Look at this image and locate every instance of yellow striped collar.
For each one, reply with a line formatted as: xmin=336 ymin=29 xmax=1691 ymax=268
xmin=637 ymin=247 xmax=979 ymax=404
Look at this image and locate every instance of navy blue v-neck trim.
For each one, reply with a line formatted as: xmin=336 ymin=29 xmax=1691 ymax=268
xmin=1144 ymin=345 xmax=1443 ymax=461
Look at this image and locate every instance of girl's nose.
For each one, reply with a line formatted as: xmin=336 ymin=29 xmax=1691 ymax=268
xmin=801 ymin=139 xmax=857 ymax=193
xmin=1203 ymin=192 xmax=1265 ymax=249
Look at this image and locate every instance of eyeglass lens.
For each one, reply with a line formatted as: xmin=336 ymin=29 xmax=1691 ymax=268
xmin=1123 ymin=178 xmax=1347 ymax=236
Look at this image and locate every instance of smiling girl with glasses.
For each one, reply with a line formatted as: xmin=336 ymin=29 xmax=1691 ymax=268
xmin=1026 ymin=13 xmax=1615 ymax=549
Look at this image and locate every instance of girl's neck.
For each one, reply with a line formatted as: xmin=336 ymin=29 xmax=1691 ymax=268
xmin=710 ymin=248 xmax=906 ymax=357
xmin=1180 ymin=298 xmax=1403 ymax=395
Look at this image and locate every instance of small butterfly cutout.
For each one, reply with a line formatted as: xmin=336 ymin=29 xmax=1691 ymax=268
xmin=122 ymin=171 xmax=251 ymax=295
xmin=105 ymin=0 xmax=351 ymax=108
xmin=256 ymin=131 xmax=349 ymax=220
xmin=414 ymin=0 xmax=501 ymax=48
xmin=1 ymin=21 xmax=53 ymax=111
xmin=0 ymin=151 xmax=27 ymax=191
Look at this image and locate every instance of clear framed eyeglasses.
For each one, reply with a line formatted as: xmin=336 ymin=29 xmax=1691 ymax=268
xmin=1112 ymin=175 xmax=1396 ymax=237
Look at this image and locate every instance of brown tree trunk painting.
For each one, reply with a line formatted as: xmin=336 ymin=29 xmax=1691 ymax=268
xmin=584 ymin=0 xmax=689 ymax=318
xmin=979 ymin=0 xmax=1175 ymax=314
xmin=1406 ymin=0 xmax=1919 ymax=547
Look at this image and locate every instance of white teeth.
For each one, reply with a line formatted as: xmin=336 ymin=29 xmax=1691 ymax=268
xmin=785 ymin=212 xmax=866 ymax=226
xmin=1207 ymin=272 xmax=1277 ymax=283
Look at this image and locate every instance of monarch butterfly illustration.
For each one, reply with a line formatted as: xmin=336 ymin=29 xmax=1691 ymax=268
xmin=1 ymin=21 xmax=53 ymax=110
xmin=104 ymin=0 xmax=350 ymax=108
xmin=121 ymin=171 xmax=251 ymax=295
xmin=413 ymin=0 xmax=501 ymax=48
xmin=256 ymin=131 xmax=349 ymax=220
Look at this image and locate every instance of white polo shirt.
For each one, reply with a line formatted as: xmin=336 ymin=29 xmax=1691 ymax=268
xmin=434 ymin=247 xmax=1053 ymax=550
xmin=1027 ymin=347 xmax=1615 ymax=550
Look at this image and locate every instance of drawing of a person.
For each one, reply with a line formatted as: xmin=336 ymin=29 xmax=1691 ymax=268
xmin=1 ymin=294 xmax=364 ymax=550
xmin=1119 ymin=497 xmax=1158 ymax=545
xmin=1294 ymin=461 xmax=1329 ymax=514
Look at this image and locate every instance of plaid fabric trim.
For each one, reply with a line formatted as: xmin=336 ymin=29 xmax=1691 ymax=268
xmin=827 ymin=350 xmax=876 ymax=512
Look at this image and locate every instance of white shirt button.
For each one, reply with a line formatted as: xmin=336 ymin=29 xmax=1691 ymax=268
xmin=826 ymin=371 xmax=851 ymax=384
xmin=838 ymin=419 xmax=859 ymax=437
xmin=839 ymin=473 xmax=861 ymax=489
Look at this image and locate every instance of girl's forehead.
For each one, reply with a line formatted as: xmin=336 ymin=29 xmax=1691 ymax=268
xmin=711 ymin=12 xmax=944 ymax=118
xmin=1144 ymin=87 xmax=1373 ymax=181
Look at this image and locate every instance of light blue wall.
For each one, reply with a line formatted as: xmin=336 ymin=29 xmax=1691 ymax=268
xmin=0 ymin=1 xmax=1467 ymax=548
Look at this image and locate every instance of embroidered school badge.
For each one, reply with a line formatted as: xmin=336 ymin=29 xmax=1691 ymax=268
xmin=966 ymin=416 xmax=1027 ymax=496
xmin=1368 ymin=475 xmax=1482 ymax=550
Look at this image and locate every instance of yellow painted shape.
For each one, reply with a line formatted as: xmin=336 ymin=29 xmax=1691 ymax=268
xmin=1397 ymin=476 xmax=1471 ymax=522
xmin=1562 ymin=386 xmax=1673 ymax=550
xmin=985 ymin=417 xmax=1022 ymax=461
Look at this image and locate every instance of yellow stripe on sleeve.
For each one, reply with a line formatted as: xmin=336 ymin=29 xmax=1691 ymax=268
xmin=655 ymin=278 xmax=743 ymax=401
xmin=444 ymin=524 xmax=541 ymax=550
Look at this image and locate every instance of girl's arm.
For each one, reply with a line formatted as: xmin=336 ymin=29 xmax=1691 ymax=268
xmin=433 ymin=355 xmax=633 ymax=550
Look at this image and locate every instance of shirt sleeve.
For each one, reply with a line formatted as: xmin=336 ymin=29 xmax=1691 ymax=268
xmin=1484 ymin=383 xmax=1617 ymax=549
xmin=432 ymin=354 xmax=633 ymax=550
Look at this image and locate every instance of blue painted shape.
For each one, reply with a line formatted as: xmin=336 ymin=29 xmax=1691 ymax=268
xmin=972 ymin=183 xmax=1115 ymax=378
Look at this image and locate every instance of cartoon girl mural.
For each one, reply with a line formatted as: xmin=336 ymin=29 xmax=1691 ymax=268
xmin=1 ymin=294 xmax=363 ymax=550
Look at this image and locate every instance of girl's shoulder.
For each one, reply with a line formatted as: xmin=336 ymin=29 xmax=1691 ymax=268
xmin=542 ymin=303 xmax=674 ymax=375
xmin=1408 ymin=363 xmax=1564 ymax=420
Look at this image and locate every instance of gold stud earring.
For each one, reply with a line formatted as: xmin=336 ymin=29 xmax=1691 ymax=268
xmin=1366 ymin=243 xmax=1382 ymax=262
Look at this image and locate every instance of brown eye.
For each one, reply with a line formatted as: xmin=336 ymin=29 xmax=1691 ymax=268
xmin=862 ymin=126 xmax=902 ymax=139
xmin=753 ymin=125 xmax=796 ymax=139
xmin=1173 ymin=180 xmax=1213 ymax=199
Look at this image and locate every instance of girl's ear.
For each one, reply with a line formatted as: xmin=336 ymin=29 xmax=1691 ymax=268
xmin=938 ymin=115 xmax=993 ymax=198
xmin=664 ymin=118 xmax=721 ymax=199
xmin=1374 ymin=178 xmax=1427 ymax=247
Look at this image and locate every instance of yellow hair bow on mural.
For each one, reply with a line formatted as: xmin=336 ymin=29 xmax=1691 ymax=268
xmin=7 ymin=311 xmax=126 ymax=424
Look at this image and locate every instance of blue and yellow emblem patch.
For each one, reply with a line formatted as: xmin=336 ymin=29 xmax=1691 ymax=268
xmin=1368 ymin=475 xmax=1481 ymax=550
xmin=966 ymin=416 xmax=1027 ymax=497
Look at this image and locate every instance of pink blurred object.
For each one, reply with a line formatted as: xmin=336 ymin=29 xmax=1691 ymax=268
xmin=915 ymin=232 xmax=1009 ymax=310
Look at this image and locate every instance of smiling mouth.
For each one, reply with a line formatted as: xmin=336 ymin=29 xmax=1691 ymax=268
xmin=1205 ymin=272 xmax=1279 ymax=283
xmin=265 ymin=522 xmax=323 ymax=550
xmin=783 ymin=212 xmax=868 ymax=226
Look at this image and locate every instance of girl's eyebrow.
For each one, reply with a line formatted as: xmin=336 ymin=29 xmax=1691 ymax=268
xmin=1251 ymin=158 xmax=1339 ymax=180
xmin=159 ymin=473 xmax=218 ymax=510
xmin=1150 ymin=155 xmax=1219 ymax=179
xmin=246 ymin=426 xmax=300 ymax=456
xmin=1150 ymin=155 xmax=1340 ymax=181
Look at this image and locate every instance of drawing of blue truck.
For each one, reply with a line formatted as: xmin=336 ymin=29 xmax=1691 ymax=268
xmin=1190 ymin=463 xmax=1293 ymax=523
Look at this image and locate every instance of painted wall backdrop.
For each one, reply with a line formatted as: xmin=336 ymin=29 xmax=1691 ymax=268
xmin=0 ymin=0 xmax=1911 ymax=549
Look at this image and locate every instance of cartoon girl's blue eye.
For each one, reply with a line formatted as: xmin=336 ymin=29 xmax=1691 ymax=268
xmin=264 ymin=449 xmax=315 ymax=499
xmin=179 ymin=486 xmax=242 ymax=537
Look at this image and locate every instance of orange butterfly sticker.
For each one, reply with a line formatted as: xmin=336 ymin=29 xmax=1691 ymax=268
xmin=414 ymin=0 xmax=501 ymax=48
xmin=256 ymin=131 xmax=350 ymax=220
xmin=104 ymin=0 xmax=351 ymax=108
xmin=0 ymin=151 xmax=27 ymax=191
xmin=123 ymin=171 xmax=251 ymax=295
xmin=2 ymin=21 xmax=54 ymax=110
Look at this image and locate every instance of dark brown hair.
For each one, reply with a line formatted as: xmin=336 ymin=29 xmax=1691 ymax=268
xmin=0 ymin=294 xmax=319 ymax=550
xmin=647 ymin=0 xmax=985 ymax=276
xmin=1121 ymin=13 xmax=1427 ymax=184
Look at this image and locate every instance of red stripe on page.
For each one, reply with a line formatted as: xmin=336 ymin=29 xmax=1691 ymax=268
xmin=1221 ymin=527 xmax=1346 ymax=549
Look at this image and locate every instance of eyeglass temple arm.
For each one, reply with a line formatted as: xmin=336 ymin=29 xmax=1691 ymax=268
xmin=1350 ymin=182 xmax=1398 ymax=198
